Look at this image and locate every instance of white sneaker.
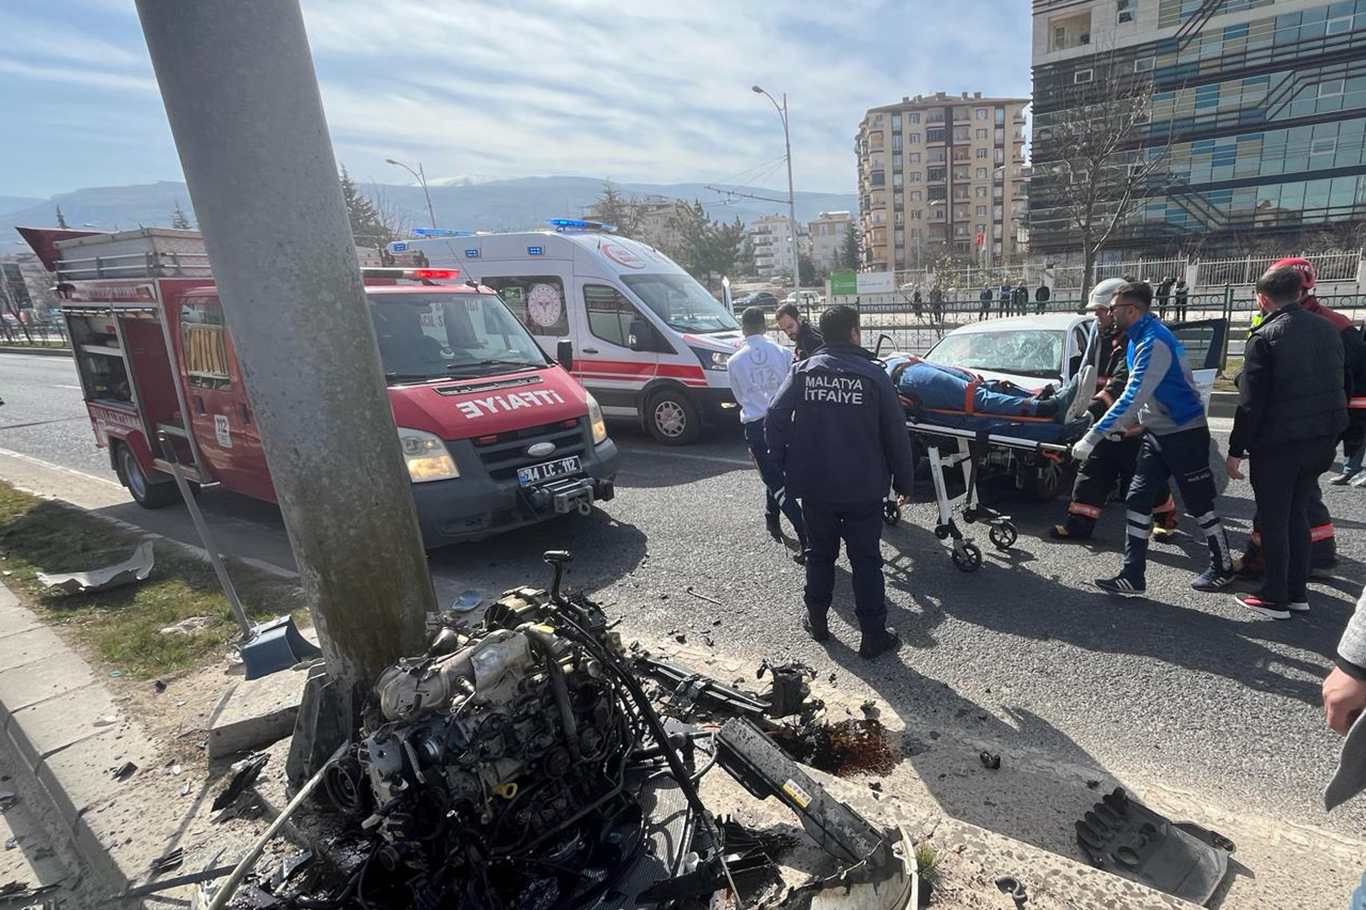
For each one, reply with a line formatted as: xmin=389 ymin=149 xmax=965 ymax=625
xmin=1351 ymin=471 xmax=1366 ymax=487
xmin=1289 ymin=601 xmax=1310 ymax=613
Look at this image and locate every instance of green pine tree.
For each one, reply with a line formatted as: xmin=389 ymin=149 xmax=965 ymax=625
xmin=171 ymin=201 xmax=192 ymax=230
xmin=55 ymin=205 xmax=69 ymax=230
xmin=340 ymin=165 xmax=390 ymax=249
xmin=839 ymin=224 xmax=862 ymax=270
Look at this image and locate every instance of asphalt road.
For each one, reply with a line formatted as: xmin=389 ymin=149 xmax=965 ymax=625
xmin=3 ymin=351 xmax=1365 ymax=903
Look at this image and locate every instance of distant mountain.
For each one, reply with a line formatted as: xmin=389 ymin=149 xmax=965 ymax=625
xmin=1 ymin=177 xmax=856 ymax=240
xmin=0 ymin=196 xmax=44 ymax=219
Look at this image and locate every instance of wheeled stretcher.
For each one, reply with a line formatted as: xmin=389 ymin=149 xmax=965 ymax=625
xmin=883 ymin=414 xmax=1086 ymax=572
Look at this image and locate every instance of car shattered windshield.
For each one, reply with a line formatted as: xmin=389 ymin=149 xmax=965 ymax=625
xmin=367 ymin=292 xmax=549 ymax=383
xmin=621 ymin=274 xmax=739 ymax=334
xmin=925 ymin=329 xmax=1065 ymax=379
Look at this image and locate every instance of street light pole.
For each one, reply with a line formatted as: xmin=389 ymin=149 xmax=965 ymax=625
xmin=134 ymin=0 xmax=436 ymax=698
xmin=386 ymin=157 xmax=437 ymax=229
xmin=752 ymin=85 xmax=801 ymax=287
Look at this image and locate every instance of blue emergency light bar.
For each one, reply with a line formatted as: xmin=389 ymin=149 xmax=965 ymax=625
xmin=412 ymin=228 xmax=477 ymax=237
xmin=547 ymin=218 xmax=618 ymax=233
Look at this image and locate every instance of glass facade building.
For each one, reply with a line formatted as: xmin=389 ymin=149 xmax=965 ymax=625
xmin=1031 ymin=0 xmax=1366 ymax=254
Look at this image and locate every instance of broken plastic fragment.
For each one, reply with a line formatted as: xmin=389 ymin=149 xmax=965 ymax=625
xmin=35 ymin=540 xmax=155 ymax=595
xmin=450 ymin=590 xmax=483 ymax=612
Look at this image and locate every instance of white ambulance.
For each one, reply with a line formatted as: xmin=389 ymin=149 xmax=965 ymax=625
xmin=389 ymin=222 xmax=744 ymax=444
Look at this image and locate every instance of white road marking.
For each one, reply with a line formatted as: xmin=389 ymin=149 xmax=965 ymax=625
xmin=54 ymin=384 xmax=82 ymax=390
xmin=0 ymin=446 xmax=123 ymax=489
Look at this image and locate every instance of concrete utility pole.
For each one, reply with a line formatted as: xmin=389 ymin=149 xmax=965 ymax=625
xmin=752 ymin=85 xmax=801 ymax=287
xmin=134 ymin=0 xmax=436 ymax=692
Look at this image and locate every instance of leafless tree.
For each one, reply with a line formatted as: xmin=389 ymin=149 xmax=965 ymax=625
xmin=1033 ymin=48 xmax=1171 ymax=307
xmin=368 ymin=183 xmax=414 ymax=247
xmin=588 ymin=181 xmax=646 ymax=241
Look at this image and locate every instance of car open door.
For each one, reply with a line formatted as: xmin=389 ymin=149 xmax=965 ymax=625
xmin=1169 ymin=318 xmax=1229 ymax=411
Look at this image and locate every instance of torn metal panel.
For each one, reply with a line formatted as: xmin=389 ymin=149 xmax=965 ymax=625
xmin=35 ymin=540 xmax=154 ymax=595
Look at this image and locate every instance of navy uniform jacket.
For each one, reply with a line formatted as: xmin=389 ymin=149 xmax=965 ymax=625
xmin=765 ymin=342 xmax=917 ymax=503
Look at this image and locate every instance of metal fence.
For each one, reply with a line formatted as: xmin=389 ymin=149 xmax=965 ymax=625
xmin=805 ymin=288 xmax=1366 ymax=370
xmin=0 ymin=319 xmax=68 ymax=347
xmin=878 ymin=249 xmax=1364 ymax=296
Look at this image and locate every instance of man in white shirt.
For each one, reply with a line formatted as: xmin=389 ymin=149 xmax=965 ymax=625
xmin=729 ymin=306 xmax=805 ymax=562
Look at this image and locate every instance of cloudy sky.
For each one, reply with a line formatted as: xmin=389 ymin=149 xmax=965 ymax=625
xmin=1 ymin=0 xmax=1031 ymax=199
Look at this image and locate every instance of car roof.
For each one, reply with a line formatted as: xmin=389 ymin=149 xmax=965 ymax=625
xmin=945 ymin=313 xmax=1087 ymax=335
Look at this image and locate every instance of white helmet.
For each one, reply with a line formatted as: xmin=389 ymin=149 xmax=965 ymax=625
xmin=1088 ymin=278 xmax=1128 ymax=311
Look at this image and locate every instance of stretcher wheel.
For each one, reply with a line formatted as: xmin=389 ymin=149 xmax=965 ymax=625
xmin=952 ymin=542 xmax=983 ymax=572
xmin=883 ymin=502 xmax=901 ymax=526
xmin=989 ymin=522 xmax=1017 ymax=552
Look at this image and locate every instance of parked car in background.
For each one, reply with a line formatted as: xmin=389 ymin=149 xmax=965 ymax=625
xmin=732 ymin=291 xmax=778 ymax=314
xmin=783 ymin=290 xmax=823 ymax=308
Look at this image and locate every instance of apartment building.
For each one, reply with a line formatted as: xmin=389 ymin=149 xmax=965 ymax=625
xmin=747 ymin=213 xmax=809 ymax=278
xmin=808 ymin=211 xmax=852 ymax=272
xmin=585 ymin=193 xmax=691 ymax=250
xmin=1031 ymin=0 xmax=1366 ymax=256
xmin=855 ymin=91 xmax=1030 ymax=272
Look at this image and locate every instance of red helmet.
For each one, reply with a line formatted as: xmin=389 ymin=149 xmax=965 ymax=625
xmin=1271 ymin=257 xmax=1316 ymax=290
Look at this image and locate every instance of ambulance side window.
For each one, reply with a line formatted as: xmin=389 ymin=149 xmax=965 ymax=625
xmin=481 ymin=275 xmax=568 ymax=337
xmin=585 ymin=284 xmax=656 ymax=350
xmin=181 ymin=302 xmax=232 ymax=390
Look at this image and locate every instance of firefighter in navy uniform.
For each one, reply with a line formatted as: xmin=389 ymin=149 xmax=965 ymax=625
xmin=766 ymin=305 xmax=916 ymax=660
xmin=1234 ymin=257 xmax=1366 ymax=575
xmin=1052 ymin=279 xmax=1178 ymax=541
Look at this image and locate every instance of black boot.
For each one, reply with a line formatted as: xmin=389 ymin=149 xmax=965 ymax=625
xmin=802 ymin=608 xmax=829 ymax=643
xmin=765 ymin=515 xmax=783 ymax=542
xmin=858 ymin=628 xmax=901 ymax=659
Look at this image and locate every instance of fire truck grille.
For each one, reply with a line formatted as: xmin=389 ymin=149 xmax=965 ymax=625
xmin=474 ymin=422 xmax=588 ymax=482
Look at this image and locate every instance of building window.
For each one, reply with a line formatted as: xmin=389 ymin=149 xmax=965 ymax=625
xmin=908 ymin=152 xmax=921 ymax=163
xmin=891 ymin=114 xmax=902 ymax=131
xmin=977 ymin=205 xmax=986 ymax=216
xmin=927 ymin=167 xmax=946 ymax=181
xmin=976 ymin=128 xmax=988 ymax=140
xmin=909 ymin=172 xmax=922 ymax=182
xmin=892 ymin=173 xmax=903 ymax=186
xmin=870 ymin=170 xmax=885 ymax=186
xmin=995 ymin=127 xmax=1004 ymax=143
xmin=1134 ymin=56 xmax=1154 ymax=73
xmin=1328 ymin=14 xmax=1353 ymax=35
xmin=1312 ymin=137 xmax=1338 ymax=156
xmin=891 ymin=135 xmax=902 ymax=150
xmin=927 ymin=127 xmax=946 ymax=143
xmin=977 ymin=148 xmax=988 ymax=158
xmin=908 ymin=112 xmax=920 ymax=124
xmin=976 ymin=167 xmax=987 ymax=178
xmin=953 ymin=126 xmax=970 ymax=141
xmin=1320 ymin=79 xmax=1345 ymax=97
xmin=907 ymin=132 xmax=920 ymax=143
xmin=910 ymin=190 xmax=923 ymax=201
xmin=893 ymin=153 xmax=903 ymax=167
xmin=977 ymin=109 xmax=989 ymax=121
xmin=928 ymin=186 xmax=946 ymax=201
xmin=976 ymin=186 xmax=987 ymax=197
xmin=995 ymin=108 xmax=1005 ymax=124
xmin=1074 ymin=69 xmax=1094 ymax=84
xmin=1117 ymin=0 xmax=1135 ymax=24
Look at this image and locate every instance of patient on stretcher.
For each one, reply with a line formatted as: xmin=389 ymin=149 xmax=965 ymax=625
xmin=886 ymin=354 xmax=1088 ymax=422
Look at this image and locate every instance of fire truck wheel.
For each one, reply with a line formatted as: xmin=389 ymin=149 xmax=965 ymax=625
xmin=116 ymin=444 xmax=177 ymax=509
xmin=646 ymin=389 xmax=700 ymax=446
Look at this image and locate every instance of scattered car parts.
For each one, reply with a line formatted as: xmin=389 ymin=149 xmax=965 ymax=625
xmin=35 ymin=540 xmax=154 ymax=595
xmin=1075 ymin=787 xmax=1233 ymax=906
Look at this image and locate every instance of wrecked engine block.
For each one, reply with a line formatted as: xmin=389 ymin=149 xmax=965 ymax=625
xmin=322 ymin=577 xmax=645 ymax=907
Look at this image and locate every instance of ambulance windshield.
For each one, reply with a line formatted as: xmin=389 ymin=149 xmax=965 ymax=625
xmin=621 ymin=274 xmax=739 ymax=335
xmin=367 ymin=292 xmax=549 ymax=383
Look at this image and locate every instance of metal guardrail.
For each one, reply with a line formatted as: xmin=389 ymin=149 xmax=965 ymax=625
xmin=54 ymin=250 xmax=212 ymax=281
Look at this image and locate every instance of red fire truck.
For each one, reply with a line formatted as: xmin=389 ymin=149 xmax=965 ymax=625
xmin=20 ymin=227 xmax=618 ymax=546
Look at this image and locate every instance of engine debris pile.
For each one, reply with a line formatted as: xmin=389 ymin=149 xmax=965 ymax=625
xmin=220 ymin=552 xmax=919 ymax=910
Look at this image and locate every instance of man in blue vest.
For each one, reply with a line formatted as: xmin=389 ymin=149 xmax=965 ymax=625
xmin=766 ymin=306 xmax=916 ymax=659
xmin=1072 ymin=282 xmax=1235 ymax=597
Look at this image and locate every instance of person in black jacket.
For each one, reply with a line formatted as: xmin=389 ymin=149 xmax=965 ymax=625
xmin=1226 ymin=266 xmax=1347 ymax=619
xmin=775 ymin=303 xmax=824 ymax=360
xmin=1034 ymin=281 xmax=1051 ymax=315
xmin=766 ymin=305 xmax=916 ymax=659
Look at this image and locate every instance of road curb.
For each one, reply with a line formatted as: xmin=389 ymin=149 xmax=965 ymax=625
xmin=0 ymin=345 xmax=72 ymax=357
xmin=0 ymin=584 xmax=152 ymax=903
xmin=1209 ymin=389 xmax=1237 ymax=419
